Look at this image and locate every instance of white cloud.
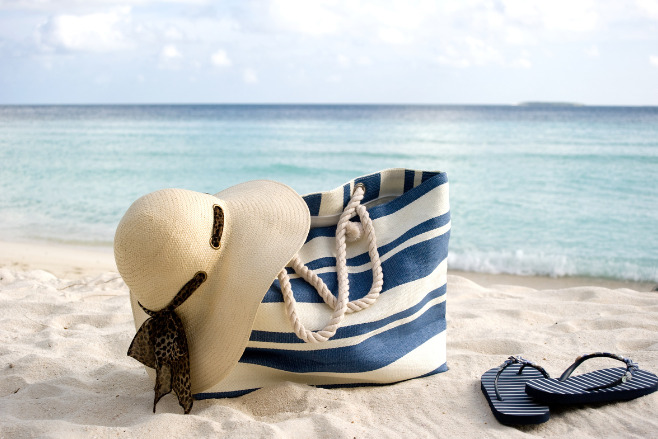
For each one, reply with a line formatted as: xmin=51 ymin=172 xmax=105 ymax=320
xmin=210 ymin=49 xmax=232 ymax=67
xmin=2 ymin=0 xmax=210 ymax=12
xmin=437 ymin=55 xmax=470 ymax=68
xmin=465 ymin=37 xmax=504 ymax=65
xmin=586 ymin=45 xmax=600 ymax=58
xmin=510 ymin=58 xmax=532 ymax=69
xmin=163 ymin=26 xmax=184 ymax=41
xmin=37 ymin=7 xmax=133 ymax=52
xmin=378 ymin=27 xmax=411 ymax=45
xmin=158 ymin=44 xmax=182 ymax=69
xmin=438 ymin=37 xmax=504 ymax=68
xmin=500 ymin=0 xmax=599 ymax=33
xmin=337 ymin=54 xmax=350 ymax=68
xmin=636 ymin=0 xmax=658 ymax=20
xmin=504 ymin=27 xmax=534 ymax=46
xmin=356 ymin=55 xmax=372 ymax=66
xmin=269 ymin=0 xmax=340 ymax=35
xmin=650 ymin=55 xmax=658 ymax=67
xmin=160 ymin=44 xmax=181 ymax=59
xmin=243 ymin=68 xmax=258 ymax=83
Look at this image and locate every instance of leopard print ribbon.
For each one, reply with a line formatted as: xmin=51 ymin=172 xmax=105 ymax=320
xmin=127 ymin=271 xmax=207 ymax=414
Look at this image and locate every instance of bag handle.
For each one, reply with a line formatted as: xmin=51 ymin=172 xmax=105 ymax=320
xmin=277 ymin=184 xmax=384 ymax=343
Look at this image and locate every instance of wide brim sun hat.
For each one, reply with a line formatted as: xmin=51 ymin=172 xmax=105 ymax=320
xmin=114 ymin=180 xmax=310 ymax=394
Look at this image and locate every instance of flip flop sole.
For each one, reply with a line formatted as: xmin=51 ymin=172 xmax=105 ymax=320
xmin=481 ymin=364 xmax=550 ymax=425
xmin=526 ymin=367 xmax=658 ymax=405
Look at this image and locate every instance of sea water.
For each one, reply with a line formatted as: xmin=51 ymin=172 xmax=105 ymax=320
xmin=0 ymin=104 xmax=656 ymax=282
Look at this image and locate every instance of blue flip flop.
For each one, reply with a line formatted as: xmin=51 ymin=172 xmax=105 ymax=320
xmin=481 ymin=356 xmax=551 ymax=425
xmin=525 ymin=352 xmax=658 ymax=405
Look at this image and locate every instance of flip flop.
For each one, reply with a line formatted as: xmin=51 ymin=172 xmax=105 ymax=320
xmin=525 ymin=352 xmax=658 ymax=405
xmin=481 ymin=356 xmax=551 ymax=425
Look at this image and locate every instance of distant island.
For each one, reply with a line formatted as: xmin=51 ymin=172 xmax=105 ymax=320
xmin=517 ymin=101 xmax=585 ymax=107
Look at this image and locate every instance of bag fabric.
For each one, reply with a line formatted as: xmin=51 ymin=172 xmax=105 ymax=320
xmin=196 ymin=168 xmax=450 ymax=398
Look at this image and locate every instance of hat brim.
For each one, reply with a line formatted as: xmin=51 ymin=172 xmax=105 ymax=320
xmin=130 ymin=180 xmax=310 ymax=393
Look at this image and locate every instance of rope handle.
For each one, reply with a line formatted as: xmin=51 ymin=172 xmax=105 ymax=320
xmin=277 ymin=184 xmax=384 ymax=343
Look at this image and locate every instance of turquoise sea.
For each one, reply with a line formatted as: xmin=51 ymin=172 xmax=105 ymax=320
xmin=0 ymin=105 xmax=656 ymax=282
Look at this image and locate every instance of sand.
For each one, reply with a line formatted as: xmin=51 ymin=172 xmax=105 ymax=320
xmin=1 ymin=241 xmax=657 ymax=438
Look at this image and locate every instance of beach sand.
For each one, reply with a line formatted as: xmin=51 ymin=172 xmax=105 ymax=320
xmin=1 ymin=241 xmax=657 ymax=438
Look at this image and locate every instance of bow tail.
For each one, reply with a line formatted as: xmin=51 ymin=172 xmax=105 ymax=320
xmin=171 ymin=358 xmax=193 ymax=414
xmin=127 ymin=319 xmax=157 ymax=369
xmin=152 ymin=358 xmax=193 ymax=414
xmin=153 ymin=363 xmax=173 ymax=413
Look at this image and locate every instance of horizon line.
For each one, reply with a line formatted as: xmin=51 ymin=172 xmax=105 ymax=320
xmin=2 ymin=102 xmax=658 ymax=107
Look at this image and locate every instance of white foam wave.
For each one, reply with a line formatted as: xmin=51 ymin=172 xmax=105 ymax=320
xmin=448 ymin=250 xmax=658 ymax=283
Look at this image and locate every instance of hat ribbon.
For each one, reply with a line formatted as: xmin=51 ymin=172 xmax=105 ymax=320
xmin=127 ymin=271 xmax=207 ymax=414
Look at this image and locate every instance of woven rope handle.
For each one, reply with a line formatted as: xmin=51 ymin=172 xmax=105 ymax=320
xmin=278 ymin=184 xmax=384 ymax=343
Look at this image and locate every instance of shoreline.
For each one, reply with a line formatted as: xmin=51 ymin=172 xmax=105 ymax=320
xmin=1 ymin=240 xmax=655 ymax=291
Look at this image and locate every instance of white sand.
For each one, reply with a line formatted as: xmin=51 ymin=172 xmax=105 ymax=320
xmin=1 ymin=242 xmax=657 ymax=438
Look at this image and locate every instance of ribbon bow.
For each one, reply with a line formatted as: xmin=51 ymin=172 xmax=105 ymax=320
xmin=127 ymin=271 xmax=207 ymax=414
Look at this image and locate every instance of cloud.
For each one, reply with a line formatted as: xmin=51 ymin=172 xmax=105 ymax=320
xmin=2 ymin=0 xmax=210 ymax=12
xmin=210 ymin=49 xmax=232 ymax=67
xmin=269 ymin=0 xmax=341 ymax=35
xmin=377 ymin=27 xmax=411 ymax=45
xmin=36 ymin=7 xmax=133 ymax=52
xmin=636 ymin=0 xmax=658 ymax=20
xmin=437 ymin=37 xmax=504 ymax=68
xmin=337 ymin=54 xmax=350 ymax=68
xmin=510 ymin=58 xmax=532 ymax=69
xmin=160 ymin=44 xmax=181 ymax=59
xmin=243 ymin=68 xmax=258 ymax=83
xmin=586 ymin=45 xmax=600 ymax=58
xmin=650 ymin=55 xmax=658 ymax=67
xmin=500 ymin=0 xmax=599 ymax=33
xmin=158 ymin=44 xmax=182 ymax=69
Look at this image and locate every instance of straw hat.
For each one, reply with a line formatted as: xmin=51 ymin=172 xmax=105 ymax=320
xmin=115 ymin=180 xmax=310 ymax=394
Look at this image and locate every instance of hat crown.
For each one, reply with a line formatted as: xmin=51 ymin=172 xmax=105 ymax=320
xmin=114 ymin=188 xmax=223 ymax=311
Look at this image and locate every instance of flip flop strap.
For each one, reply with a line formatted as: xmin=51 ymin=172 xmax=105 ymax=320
xmin=559 ymin=352 xmax=640 ymax=391
xmin=494 ymin=355 xmax=550 ymax=401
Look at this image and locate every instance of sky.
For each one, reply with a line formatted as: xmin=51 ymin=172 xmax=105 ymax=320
xmin=0 ymin=0 xmax=657 ymax=105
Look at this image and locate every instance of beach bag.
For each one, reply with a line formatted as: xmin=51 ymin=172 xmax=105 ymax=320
xmin=197 ymin=168 xmax=450 ymax=398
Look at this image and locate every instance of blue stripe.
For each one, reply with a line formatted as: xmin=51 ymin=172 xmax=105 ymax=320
xmin=193 ymin=362 xmax=448 ymax=399
xmin=343 ymin=183 xmax=351 ymax=209
xmin=319 ymin=362 xmax=448 ymax=390
xmin=194 ymin=388 xmax=258 ymax=399
xmin=264 ymin=230 xmax=449 ymax=303
xmin=251 ymin=284 xmax=446 ymax=343
xmin=305 ymin=226 xmax=335 ymax=242
xmin=303 ymin=193 xmax=322 ymax=216
xmin=239 ymin=301 xmax=446 ymax=373
xmin=301 ymin=212 xmax=450 ymax=271
xmin=404 ymin=169 xmax=415 ymax=192
xmin=421 ymin=171 xmax=436 ymax=183
xmin=368 ymin=172 xmax=447 ymax=220
xmin=355 ymin=172 xmax=382 ymax=204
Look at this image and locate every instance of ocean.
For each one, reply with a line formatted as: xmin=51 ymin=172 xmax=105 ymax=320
xmin=0 ymin=104 xmax=656 ymax=282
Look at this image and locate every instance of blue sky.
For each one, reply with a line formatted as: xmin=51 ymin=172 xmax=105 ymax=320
xmin=1 ymin=0 xmax=657 ymax=105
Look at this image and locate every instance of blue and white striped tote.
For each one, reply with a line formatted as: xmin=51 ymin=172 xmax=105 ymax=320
xmin=197 ymin=168 xmax=450 ymax=398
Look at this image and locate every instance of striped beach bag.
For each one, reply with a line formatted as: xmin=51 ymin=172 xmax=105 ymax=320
xmin=197 ymin=168 xmax=450 ymax=398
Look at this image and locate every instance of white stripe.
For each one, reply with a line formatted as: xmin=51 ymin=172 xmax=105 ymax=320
xmin=201 ymin=332 xmax=446 ymax=394
xmin=248 ymin=294 xmax=446 ymax=352
xmin=252 ymin=259 xmax=447 ymax=333
xmin=413 ymin=170 xmax=423 ymax=187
